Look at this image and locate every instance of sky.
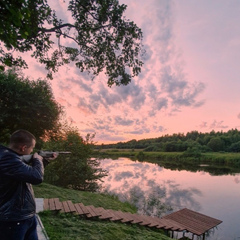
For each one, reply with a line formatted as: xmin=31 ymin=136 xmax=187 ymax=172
xmin=23 ymin=0 xmax=240 ymax=144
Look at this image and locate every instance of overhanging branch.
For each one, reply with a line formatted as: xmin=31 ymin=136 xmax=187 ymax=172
xmin=39 ymin=23 xmax=76 ymax=33
xmin=39 ymin=22 xmax=113 ymax=35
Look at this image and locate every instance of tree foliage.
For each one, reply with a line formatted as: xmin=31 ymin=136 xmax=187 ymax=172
xmin=98 ymin=129 xmax=240 ymax=153
xmin=0 ymin=0 xmax=144 ymax=86
xmin=44 ymin=127 xmax=107 ymax=191
xmin=207 ymin=137 xmax=225 ymax=152
xmin=228 ymin=141 xmax=240 ymax=152
xmin=0 ymin=70 xmax=62 ymax=144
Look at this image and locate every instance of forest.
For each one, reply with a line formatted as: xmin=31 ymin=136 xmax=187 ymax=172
xmin=96 ymin=129 xmax=240 ymax=153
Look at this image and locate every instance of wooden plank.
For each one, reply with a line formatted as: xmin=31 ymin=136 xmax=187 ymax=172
xmin=107 ymin=210 xmax=124 ymax=221
xmin=149 ymin=221 xmax=165 ymax=228
xmin=182 ymin=208 xmax=222 ymax=226
xmin=164 ymin=213 xmax=209 ymax=235
xmin=152 ymin=217 xmax=186 ymax=231
xmin=186 ymin=210 xmax=222 ymax=230
xmin=138 ymin=215 xmax=158 ymax=227
xmin=89 ymin=206 xmax=103 ymax=217
xmin=115 ymin=211 xmax=134 ymax=223
xmin=78 ymin=203 xmax=90 ymax=214
xmin=43 ymin=199 xmax=222 ymax=238
xmin=121 ymin=212 xmax=134 ymax=223
xmin=158 ymin=219 xmax=178 ymax=230
xmin=149 ymin=217 xmax=169 ymax=228
xmin=53 ymin=198 xmax=63 ymax=211
xmin=163 ymin=208 xmax=222 ymax=235
xmin=49 ymin=198 xmax=55 ymax=210
xmin=168 ymin=211 xmax=210 ymax=230
xmin=93 ymin=207 xmax=113 ymax=220
xmin=66 ymin=200 xmax=76 ymax=213
xmin=62 ymin=201 xmax=71 ymax=213
xmin=74 ymin=203 xmax=85 ymax=215
xmin=94 ymin=207 xmax=105 ymax=215
xmin=98 ymin=209 xmax=116 ymax=220
xmin=114 ymin=211 xmax=129 ymax=223
xmin=126 ymin=213 xmax=143 ymax=224
xmin=43 ymin=199 xmax=49 ymax=210
xmin=86 ymin=205 xmax=100 ymax=218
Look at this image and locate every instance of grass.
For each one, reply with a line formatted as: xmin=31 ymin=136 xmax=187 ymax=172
xmin=93 ymin=150 xmax=240 ymax=175
xmin=34 ymin=183 xmax=171 ymax=240
xmin=202 ymin=152 xmax=240 ymax=163
xmin=34 ymin=183 xmax=136 ymax=212
xmin=95 ymin=149 xmax=240 ymax=164
xmin=39 ymin=212 xmax=170 ymax=240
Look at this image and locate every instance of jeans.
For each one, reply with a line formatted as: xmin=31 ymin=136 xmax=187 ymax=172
xmin=0 ymin=216 xmax=38 ymax=240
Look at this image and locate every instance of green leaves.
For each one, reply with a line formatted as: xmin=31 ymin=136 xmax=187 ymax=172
xmin=0 ymin=0 xmax=144 ymax=86
xmin=44 ymin=128 xmax=107 ymax=192
xmin=0 ymin=70 xmax=62 ymax=143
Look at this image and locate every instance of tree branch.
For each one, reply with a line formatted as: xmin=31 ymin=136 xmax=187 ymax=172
xmin=59 ymin=32 xmax=79 ymax=45
xmin=39 ymin=23 xmax=76 ymax=33
xmin=75 ymin=0 xmax=99 ymax=21
xmin=39 ymin=22 xmax=112 ymax=34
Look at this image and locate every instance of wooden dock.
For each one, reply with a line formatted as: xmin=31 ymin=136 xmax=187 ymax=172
xmin=43 ymin=198 xmax=222 ymax=239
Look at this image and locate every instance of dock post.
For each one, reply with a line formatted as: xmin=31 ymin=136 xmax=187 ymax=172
xmin=203 ymin=233 xmax=205 ymax=240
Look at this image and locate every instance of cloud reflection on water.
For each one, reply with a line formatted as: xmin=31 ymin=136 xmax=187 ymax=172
xmin=234 ymin=177 xmax=240 ymax=184
xmin=99 ymin=158 xmax=202 ymax=217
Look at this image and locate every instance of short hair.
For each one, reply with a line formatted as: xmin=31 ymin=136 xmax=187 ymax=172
xmin=10 ymin=129 xmax=36 ymax=148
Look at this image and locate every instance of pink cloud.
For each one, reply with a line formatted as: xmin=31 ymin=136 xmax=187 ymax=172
xmin=18 ymin=0 xmax=240 ymax=143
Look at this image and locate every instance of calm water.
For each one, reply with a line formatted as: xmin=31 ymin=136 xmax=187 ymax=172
xmin=98 ymin=157 xmax=240 ymax=240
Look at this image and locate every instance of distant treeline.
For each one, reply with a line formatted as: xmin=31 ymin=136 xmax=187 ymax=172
xmin=96 ymin=129 xmax=240 ymax=153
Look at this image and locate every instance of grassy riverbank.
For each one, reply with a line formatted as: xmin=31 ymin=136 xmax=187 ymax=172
xmin=34 ymin=183 xmax=171 ymax=240
xmin=94 ymin=149 xmax=240 ymax=165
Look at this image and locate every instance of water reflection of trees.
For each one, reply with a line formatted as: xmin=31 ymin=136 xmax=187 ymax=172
xmin=128 ymin=185 xmax=171 ymax=217
xmin=165 ymin=180 xmax=202 ymax=212
xmin=101 ymin=162 xmax=202 ymax=217
xmin=109 ymin=155 xmax=240 ymax=175
xmin=139 ymin=159 xmax=240 ymax=176
xmin=104 ymin=182 xmax=202 ymax=217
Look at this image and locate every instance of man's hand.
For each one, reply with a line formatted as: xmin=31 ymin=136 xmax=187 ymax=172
xmin=33 ymin=152 xmax=43 ymax=161
xmin=50 ymin=152 xmax=58 ymax=160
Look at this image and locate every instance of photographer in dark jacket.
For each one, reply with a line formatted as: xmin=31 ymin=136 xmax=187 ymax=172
xmin=0 ymin=130 xmax=44 ymax=240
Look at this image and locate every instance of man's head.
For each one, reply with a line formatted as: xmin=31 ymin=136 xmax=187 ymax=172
xmin=9 ymin=130 xmax=36 ymax=155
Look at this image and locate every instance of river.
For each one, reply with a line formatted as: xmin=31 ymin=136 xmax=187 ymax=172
xmin=98 ymin=157 xmax=240 ymax=240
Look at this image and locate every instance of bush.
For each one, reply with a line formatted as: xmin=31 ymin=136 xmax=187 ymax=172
xmin=44 ymin=128 xmax=107 ymax=192
xmin=0 ymin=70 xmax=62 ymax=144
xmin=207 ymin=137 xmax=225 ymax=152
xmin=228 ymin=141 xmax=240 ymax=152
xmin=182 ymin=147 xmax=202 ymax=158
xmin=137 ymin=151 xmax=145 ymax=161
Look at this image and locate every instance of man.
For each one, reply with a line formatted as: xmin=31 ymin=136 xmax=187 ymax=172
xmin=0 ymin=130 xmax=44 ymax=240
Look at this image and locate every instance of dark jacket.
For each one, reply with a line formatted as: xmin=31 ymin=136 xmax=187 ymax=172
xmin=0 ymin=145 xmax=44 ymax=221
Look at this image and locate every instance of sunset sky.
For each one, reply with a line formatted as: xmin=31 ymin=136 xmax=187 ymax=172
xmin=23 ymin=0 xmax=240 ymax=144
